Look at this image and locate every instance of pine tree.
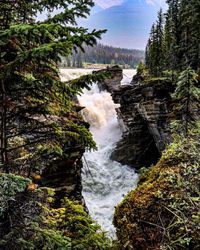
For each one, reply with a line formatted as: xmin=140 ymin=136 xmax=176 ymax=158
xmin=0 ymin=0 xmax=106 ymax=174
xmin=172 ymin=67 xmax=200 ymax=136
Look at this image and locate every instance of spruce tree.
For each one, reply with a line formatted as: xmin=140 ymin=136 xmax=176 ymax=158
xmin=164 ymin=0 xmax=180 ymax=72
xmin=0 ymin=0 xmax=105 ymax=174
xmin=146 ymin=0 xmax=200 ymax=75
xmin=145 ymin=10 xmax=165 ymax=76
xmin=172 ymin=67 xmax=200 ymax=136
xmin=145 ymin=38 xmax=151 ymax=68
xmin=156 ymin=9 xmax=165 ymax=75
xmin=179 ymin=0 xmax=200 ymax=70
xmin=146 ymin=23 xmax=157 ymax=75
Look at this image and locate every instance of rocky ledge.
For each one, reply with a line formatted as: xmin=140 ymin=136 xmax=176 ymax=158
xmin=97 ymin=67 xmax=174 ymax=169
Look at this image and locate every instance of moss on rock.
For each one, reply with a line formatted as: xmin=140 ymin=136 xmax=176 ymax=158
xmin=114 ymin=135 xmax=200 ymax=250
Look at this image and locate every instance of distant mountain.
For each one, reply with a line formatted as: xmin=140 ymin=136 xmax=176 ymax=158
xmin=81 ymin=0 xmax=163 ymax=49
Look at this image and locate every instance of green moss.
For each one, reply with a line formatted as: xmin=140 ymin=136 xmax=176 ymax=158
xmin=114 ymin=134 xmax=200 ymax=250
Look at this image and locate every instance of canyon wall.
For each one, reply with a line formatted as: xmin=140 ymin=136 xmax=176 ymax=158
xmin=97 ymin=66 xmax=174 ymax=169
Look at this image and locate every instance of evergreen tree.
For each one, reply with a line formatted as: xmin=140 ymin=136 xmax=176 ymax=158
xmin=145 ymin=38 xmax=151 ymax=68
xmin=0 ymin=0 xmax=105 ymax=174
xmin=164 ymin=0 xmax=180 ymax=72
xmin=146 ymin=23 xmax=157 ymax=75
xmin=179 ymin=0 xmax=200 ymax=70
xmin=156 ymin=9 xmax=165 ymax=74
xmin=76 ymin=50 xmax=83 ymax=68
xmin=145 ymin=10 xmax=165 ymax=76
xmin=66 ymin=44 xmax=144 ymax=69
xmin=146 ymin=0 xmax=200 ymax=75
xmin=172 ymin=67 xmax=200 ymax=136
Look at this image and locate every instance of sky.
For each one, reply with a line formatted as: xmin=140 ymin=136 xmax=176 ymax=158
xmin=81 ymin=0 xmax=168 ymax=50
xmin=94 ymin=0 xmax=167 ymax=9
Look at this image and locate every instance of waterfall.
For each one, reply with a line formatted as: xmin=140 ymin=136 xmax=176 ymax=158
xmin=60 ymin=68 xmax=138 ymax=238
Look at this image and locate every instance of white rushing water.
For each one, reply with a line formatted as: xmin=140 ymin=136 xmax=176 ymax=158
xmin=60 ymin=68 xmax=94 ymax=81
xmin=60 ymin=68 xmax=138 ymax=237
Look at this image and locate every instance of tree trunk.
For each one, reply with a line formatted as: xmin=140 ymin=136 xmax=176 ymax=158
xmin=0 ymin=79 xmax=9 ymax=173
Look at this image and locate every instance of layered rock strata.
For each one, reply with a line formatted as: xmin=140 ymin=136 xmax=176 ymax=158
xmin=97 ymin=67 xmax=174 ymax=169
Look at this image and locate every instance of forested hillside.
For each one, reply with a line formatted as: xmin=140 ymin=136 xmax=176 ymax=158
xmin=61 ymin=44 xmax=144 ymax=68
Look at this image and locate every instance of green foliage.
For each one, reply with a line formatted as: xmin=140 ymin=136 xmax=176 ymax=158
xmin=0 ymin=0 xmax=106 ymax=175
xmin=159 ymin=132 xmax=200 ymax=249
xmin=136 ymin=62 xmax=149 ymax=77
xmin=0 ymin=3 xmax=113 ymax=247
xmin=61 ymin=44 xmax=144 ymax=69
xmin=145 ymin=9 xmax=165 ymax=76
xmin=0 ymin=173 xmax=31 ymax=216
xmin=17 ymin=225 xmax=72 ymax=250
xmin=145 ymin=0 xmax=200 ymax=76
xmin=0 ymin=184 xmax=72 ymax=250
xmin=172 ymin=67 xmax=200 ymax=135
xmin=0 ymin=185 xmax=113 ymax=250
xmin=114 ymin=129 xmax=200 ymax=250
xmin=172 ymin=67 xmax=199 ymax=99
xmin=41 ymin=198 xmax=113 ymax=250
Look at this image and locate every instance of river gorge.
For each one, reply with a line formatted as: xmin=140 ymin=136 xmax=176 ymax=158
xmin=60 ymin=68 xmax=138 ymax=237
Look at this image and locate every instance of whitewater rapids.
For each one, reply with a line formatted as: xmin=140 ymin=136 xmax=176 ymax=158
xmin=60 ymin=68 xmax=138 ymax=237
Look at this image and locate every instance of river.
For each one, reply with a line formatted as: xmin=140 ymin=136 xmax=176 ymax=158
xmin=60 ymin=68 xmax=138 ymax=238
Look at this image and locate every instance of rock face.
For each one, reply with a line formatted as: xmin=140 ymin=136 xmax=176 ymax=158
xmin=97 ymin=67 xmax=174 ymax=169
xmin=40 ymin=116 xmax=90 ymax=206
xmin=41 ymin=145 xmax=85 ymax=206
xmin=94 ymin=65 xmax=123 ymax=92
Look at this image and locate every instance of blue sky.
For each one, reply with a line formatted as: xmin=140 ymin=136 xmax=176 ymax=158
xmin=81 ymin=0 xmax=168 ymax=50
xmin=94 ymin=0 xmax=167 ymax=9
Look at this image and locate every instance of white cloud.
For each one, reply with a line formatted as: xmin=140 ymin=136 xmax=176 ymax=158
xmin=94 ymin=0 xmax=167 ymax=9
xmin=94 ymin=0 xmax=124 ymax=9
xmin=145 ymin=0 xmax=166 ymax=6
xmin=145 ymin=0 xmax=154 ymax=4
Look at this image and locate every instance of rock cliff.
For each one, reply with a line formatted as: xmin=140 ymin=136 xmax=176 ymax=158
xmin=97 ymin=67 xmax=174 ymax=169
xmin=41 ymin=145 xmax=85 ymax=206
xmin=40 ymin=110 xmax=90 ymax=206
